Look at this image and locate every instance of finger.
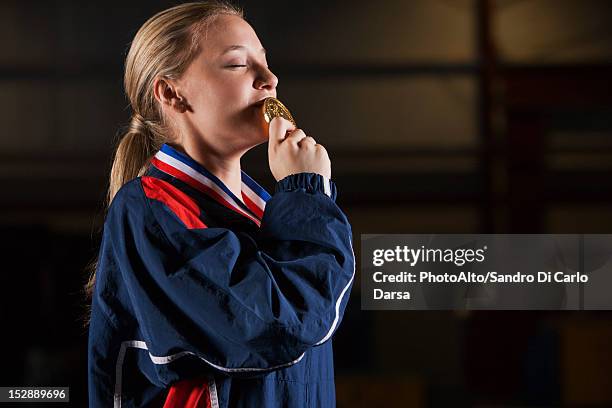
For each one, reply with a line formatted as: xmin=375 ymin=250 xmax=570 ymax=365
xmin=269 ymin=117 xmax=296 ymax=144
xmin=298 ymin=136 xmax=317 ymax=147
xmin=284 ymin=129 xmax=307 ymax=144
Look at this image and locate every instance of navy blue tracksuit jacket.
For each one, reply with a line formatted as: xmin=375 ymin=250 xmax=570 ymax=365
xmin=88 ymin=143 xmax=355 ymax=407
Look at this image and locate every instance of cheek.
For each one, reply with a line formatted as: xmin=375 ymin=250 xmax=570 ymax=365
xmin=189 ymin=76 xmax=253 ymax=124
xmin=203 ymin=89 xmax=244 ymax=116
xmin=215 ymin=77 xmax=251 ymax=105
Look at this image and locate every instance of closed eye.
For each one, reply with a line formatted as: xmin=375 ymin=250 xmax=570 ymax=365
xmin=227 ymin=65 xmax=247 ymax=68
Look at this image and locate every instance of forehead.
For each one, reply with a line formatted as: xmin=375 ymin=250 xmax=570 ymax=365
xmin=202 ymin=14 xmax=262 ymax=56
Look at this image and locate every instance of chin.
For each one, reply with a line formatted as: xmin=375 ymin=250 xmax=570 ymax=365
xmin=250 ymin=130 xmax=270 ymax=146
xmin=237 ymin=126 xmax=268 ymax=149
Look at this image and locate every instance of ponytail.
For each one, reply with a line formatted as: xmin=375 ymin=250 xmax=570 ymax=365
xmin=107 ymin=113 xmax=163 ymax=206
xmin=83 ymin=112 xmax=163 ymax=315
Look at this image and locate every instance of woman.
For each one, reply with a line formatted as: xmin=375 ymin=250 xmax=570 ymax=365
xmin=86 ymin=2 xmax=355 ymax=407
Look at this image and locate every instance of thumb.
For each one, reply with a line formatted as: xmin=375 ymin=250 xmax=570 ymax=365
xmin=268 ymin=117 xmax=295 ymax=145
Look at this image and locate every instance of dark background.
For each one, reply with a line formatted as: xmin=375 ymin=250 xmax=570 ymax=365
xmin=1 ymin=0 xmax=612 ymax=406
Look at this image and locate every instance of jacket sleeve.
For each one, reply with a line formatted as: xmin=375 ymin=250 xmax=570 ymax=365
xmin=104 ymin=172 xmax=354 ymax=380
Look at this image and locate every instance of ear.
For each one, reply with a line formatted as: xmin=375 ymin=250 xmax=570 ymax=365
xmin=153 ymin=77 xmax=189 ymax=113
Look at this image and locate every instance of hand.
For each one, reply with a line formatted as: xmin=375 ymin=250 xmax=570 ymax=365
xmin=267 ymin=117 xmax=332 ymax=181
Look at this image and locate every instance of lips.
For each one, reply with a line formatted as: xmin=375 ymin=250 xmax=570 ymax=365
xmin=253 ymin=96 xmax=273 ymax=107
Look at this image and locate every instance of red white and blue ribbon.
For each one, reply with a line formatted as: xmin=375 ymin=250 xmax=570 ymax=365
xmin=151 ymin=143 xmax=271 ymax=227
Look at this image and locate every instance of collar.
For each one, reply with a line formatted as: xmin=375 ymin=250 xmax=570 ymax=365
xmin=150 ymin=143 xmax=271 ymax=227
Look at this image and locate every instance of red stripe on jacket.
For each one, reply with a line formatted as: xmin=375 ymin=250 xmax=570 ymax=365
xmin=163 ymin=378 xmax=211 ymax=408
xmin=141 ymin=176 xmax=207 ymax=229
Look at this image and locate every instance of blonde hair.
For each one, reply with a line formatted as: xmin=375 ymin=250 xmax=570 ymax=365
xmin=110 ymin=1 xmax=243 ymax=204
xmin=84 ymin=1 xmax=244 ymax=312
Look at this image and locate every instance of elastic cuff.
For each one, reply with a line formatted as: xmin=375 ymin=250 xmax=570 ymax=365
xmin=275 ymin=173 xmax=337 ymax=200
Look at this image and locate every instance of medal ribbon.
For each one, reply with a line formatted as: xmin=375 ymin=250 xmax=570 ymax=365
xmin=151 ymin=144 xmax=271 ymax=227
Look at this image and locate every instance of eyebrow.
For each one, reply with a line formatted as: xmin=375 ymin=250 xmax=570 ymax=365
xmin=221 ymin=45 xmax=266 ymax=55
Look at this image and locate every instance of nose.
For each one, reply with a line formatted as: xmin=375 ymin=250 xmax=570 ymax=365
xmin=254 ymin=65 xmax=278 ymax=91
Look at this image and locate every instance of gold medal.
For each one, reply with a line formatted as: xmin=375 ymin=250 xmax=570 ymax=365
xmin=262 ymin=97 xmax=297 ymax=126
